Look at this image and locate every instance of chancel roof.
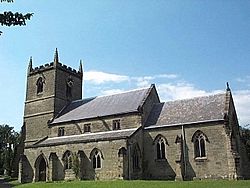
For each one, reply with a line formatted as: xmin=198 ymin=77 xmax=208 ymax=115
xmin=145 ymin=93 xmax=226 ymax=128
xmin=51 ymin=87 xmax=152 ymax=124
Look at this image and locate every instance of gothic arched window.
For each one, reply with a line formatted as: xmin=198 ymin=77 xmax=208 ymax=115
xmin=132 ymin=144 xmax=140 ymax=171
xmin=157 ymin=138 xmax=166 ymax=159
xmin=132 ymin=148 xmax=139 ymax=170
xmin=63 ymin=151 xmax=73 ymax=170
xmin=154 ymin=135 xmax=168 ymax=160
xmin=36 ymin=77 xmax=44 ymax=94
xmin=192 ymin=130 xmax=208 ymax=158
xmin=91 ymin=149 xmax=102 ymax=169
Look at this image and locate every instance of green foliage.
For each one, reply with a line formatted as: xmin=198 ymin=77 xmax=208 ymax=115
xmin=0 ymin=0 xmax=33 ymax=35
xmin=71 ymin=152 xmax=80 ymax=179
xmin=0 ymin=124 xmax=20 ymax=176
xmin=0 ymin=12 xmax=33 ymax=27
xmin=8 ymin=180 xmax=250 ymax=188
xmin=241 ymin=126 xmax=250 ymax=160
xmin=1 ymin=0 xmax=14 ymax=2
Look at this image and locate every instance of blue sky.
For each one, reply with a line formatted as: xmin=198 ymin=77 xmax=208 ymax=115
xmin=0 ymin=1 xmax=250 ymax=131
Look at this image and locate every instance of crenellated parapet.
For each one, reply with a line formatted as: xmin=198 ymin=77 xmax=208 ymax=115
xmin=27 ymin=49 xmax=83 ymax=78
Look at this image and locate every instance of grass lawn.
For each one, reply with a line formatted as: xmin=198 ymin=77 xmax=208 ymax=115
xmin=10 ymin=180 xmax=250 ymax=188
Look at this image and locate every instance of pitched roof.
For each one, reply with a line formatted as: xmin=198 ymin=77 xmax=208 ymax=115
xmin=32 ymin=128 xmax=138 ymax=147
xmin=145 ymin=93 xmax=226 ymax=128
xmin=51 ymin=86 xmax=152 ymax=124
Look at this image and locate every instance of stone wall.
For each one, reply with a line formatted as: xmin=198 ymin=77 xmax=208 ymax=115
xmin=24 ymin=62 xmax=82 ymax=143
xmin=143 ymin=123 xmax=232 ymax=180
xmin=50 ymin=113 xmax=142 ymax=137
xmin=141 ymin=85 xmax=160 ymax=125
xmin=21 ymin=138 xmax=129 ymax=182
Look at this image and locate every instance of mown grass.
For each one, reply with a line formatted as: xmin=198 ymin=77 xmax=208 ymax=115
xmin=10 ymin=180 xmax=250 ymax=188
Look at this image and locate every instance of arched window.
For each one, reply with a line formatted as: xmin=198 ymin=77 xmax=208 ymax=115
xmin=91 ymin=149 xmax=103 ymax=169
xmin=63 ymin=151 xmax=73 ymax=169
xmin=157 ymin=138 xmax=166 ymax=159
xmin=154 ymin=135 xmax=168 ymax=160
xmin=132 ymin=147 xmax=139 ymax=170
xmin=66 ymin=76 xmax=74 ymax=98
xmin=118 ymin=147 xmax=127 ymax=157
xmin=36 ymin=77 xmax=44 ymax=94
xmin=192 ymin=130 xmax=208 ymax=158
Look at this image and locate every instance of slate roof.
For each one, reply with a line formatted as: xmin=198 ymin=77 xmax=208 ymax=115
xmin=33 ymin=128 xmax=138 ymax=147
xmin=51 ymin=87 xmax=152 ymax=124
xmin=145 ymin=93 xmax=226 ymax=128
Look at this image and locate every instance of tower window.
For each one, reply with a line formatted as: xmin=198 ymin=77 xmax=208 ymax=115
xmin=83 ymin=123 xmax=91 ymax=133
xmin=58 ymin=127 xmax=65 ymax=137
xmin=66 ymin=76 xmax=74 ymax=98
xmin=36 ymin=77 xmax=44 ymax=94
xmin=112 ymin=119 xmax=121 ymax=130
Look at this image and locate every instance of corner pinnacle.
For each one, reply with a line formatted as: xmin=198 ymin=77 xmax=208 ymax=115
xmin=54 ymin=48 xmax=59 ymax=66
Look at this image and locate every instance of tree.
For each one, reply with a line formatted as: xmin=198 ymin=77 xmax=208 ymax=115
xmin=0 ymin=124 xmax=20 ymax=176
xmin=72 ymin=152 xmax=80 ymax=179
xmin=0 ymin=0 xmax=33 ymax=35
xmin=241 ymin=125 xmax=250 ymax=160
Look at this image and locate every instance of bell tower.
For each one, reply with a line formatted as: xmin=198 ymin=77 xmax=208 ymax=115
xmin=23 ymin=49 xmax=83 ymax=145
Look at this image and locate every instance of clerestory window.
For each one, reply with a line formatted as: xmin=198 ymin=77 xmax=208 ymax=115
xmin=58 ymin=127 xmax=65 ymax=137
xmin=112 ymin=119 xmax=121 ymax=130
xmin=83 ymin=123 xmax=91 ymax=133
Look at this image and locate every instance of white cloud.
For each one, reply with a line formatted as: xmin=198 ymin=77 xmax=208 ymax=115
xmin=236 ymin=75 xmax=250 ymax=86
xmin=84 ymin=70 xmax=129 ymax=84
xmin=132 ymin=74 xmax=178 ymax=88
xmin=157 ymin=82 xmax=222 ymax=101
xmin=84 ymin=70 xmax=250 ymax=127
xmin=101 ymin=89 xmax=125 ymax=96
xmin=233 ymin=90 xmax=250 ymax=126
xmin=157 ymin=74 xmax=178 ymax=79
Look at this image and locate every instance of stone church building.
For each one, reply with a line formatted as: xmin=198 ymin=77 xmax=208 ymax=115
xmin=19 ymin=50 xmax=250 ymax=182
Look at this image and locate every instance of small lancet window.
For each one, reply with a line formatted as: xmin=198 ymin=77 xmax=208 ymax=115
xmin=63 ymin=151 xmax=73 ymax=170
xmin=118 ymin=147 xmax=127 ymax=157
xmin=192 ymin=130 xmax=208 ymax=158
xmin=36 ymin=77 xmax=44 ymax=94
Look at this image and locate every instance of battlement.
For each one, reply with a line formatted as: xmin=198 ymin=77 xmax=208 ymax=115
xmin=30 ymin=62 xmax=80 ymax=75
xmin=27 ymin=49 xmax=83 ymax=78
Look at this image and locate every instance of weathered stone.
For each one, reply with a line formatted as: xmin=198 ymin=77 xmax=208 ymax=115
xmin=19 ymin=51 xmax=250 ymax=183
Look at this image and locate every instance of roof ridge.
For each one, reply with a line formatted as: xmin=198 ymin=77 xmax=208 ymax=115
xmin=163 ymin=92 xmax=225 ymax=103
xmin=95 ymin=86 xmax=151 ymax=98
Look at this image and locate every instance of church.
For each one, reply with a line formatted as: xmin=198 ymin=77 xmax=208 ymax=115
xmin=19 ymin=49 xmax=250 ymax=182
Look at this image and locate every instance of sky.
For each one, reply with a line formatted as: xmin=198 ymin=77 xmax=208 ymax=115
xmin=0 ymin=1 xmax=250 ymax=131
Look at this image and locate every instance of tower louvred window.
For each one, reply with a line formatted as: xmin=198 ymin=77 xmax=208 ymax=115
xmin=36 ymin=77 xmax=44 ymax=94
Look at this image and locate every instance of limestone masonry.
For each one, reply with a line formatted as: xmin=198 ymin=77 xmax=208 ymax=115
xmin=19 ymin=49 xmax=250 ymax=182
